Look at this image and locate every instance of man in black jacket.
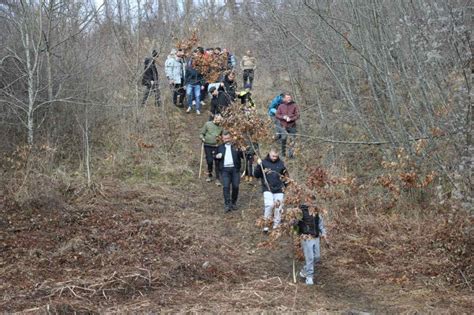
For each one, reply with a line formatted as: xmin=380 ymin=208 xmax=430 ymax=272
xmin=254 ymin=148 xmax=288 ymax=232
xmin=294 ymin=201 xmax=328 ymax=286
xmin=215 ymin=132 xmax=243 ymax=212
xmin=141 ymin=49 xmax=161 ymax=106
xmin=209 ymin=86 xmax=232 ymax=118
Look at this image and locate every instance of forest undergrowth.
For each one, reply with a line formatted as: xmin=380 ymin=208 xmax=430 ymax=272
xmin=0 ymin=99 xmax=472 ymax=313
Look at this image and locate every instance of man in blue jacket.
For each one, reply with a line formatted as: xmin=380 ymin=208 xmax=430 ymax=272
xmin=215 ymin=132 xmax=243 ymax=212
xmin=254 ymin=148 xmax=288 ymax=232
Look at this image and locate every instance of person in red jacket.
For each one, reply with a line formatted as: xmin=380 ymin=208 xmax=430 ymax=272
xmin=275 ymin=94 xmax=300 ymax=158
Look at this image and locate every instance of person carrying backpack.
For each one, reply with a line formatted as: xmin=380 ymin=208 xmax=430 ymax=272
xmin=293 ymin=199 xmax=329 ymax=286
xmin=275 ymin=93 xmax=300 ymax=158
xmin=141 ymin=49 xmax=161 ymax=106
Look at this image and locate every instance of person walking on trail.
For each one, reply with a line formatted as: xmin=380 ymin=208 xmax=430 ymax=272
xmin=294 ymin=200 xmax=328 ymax=286
xmin=254 ymin=148 xmax=288 ymax=232
xmin=220 ymin=71 xmax=237 ymax=101
xmin=267 ymin=93 xmax=285 ymax=139
xmin=243 ymin=139 xmax=258 ymax=183
xmin=200 ymin=114 xmax=223 ymax=186
xmin=184 ymin=48 xmax=205 ymax=115
xmin=215 ymin=132 xmax=243 ymax=213
xmin=240 ymin=50 xmax=256 ymax=88
xmin=238 ymin=84 xmax=255 ymax=109
xmin=165 ymin=48 xmax=186 ymax=107
xmin=141 ymin=49 xmax=161 ymax=107
xmin=209 ymin=86 xmax=232 ymax=118
xmin=276 ymin=94 xmax=300 ymax=158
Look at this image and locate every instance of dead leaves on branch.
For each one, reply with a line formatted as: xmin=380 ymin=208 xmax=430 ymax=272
xmin=220 ymin=104 xmax=273 ymax=150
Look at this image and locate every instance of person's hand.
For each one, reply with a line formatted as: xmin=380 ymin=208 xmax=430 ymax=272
xmin=220 ymin=82 xmax=224 ymax=87
xmin=286 ymin=117 xmax=291 ymax=122
xmin=150 ymin=80 xmax=154 ymax=85
xmin=257 ymin=158 xmax=262 ymax=165
xmin=201 ymin=85 xmax=205 ymax=90
xmin=216 ymin=153 xmax=223 ymax=159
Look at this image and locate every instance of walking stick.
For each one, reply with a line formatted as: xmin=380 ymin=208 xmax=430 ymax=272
xmin=199 ymin=142 xmax=204 ymax=179
xmin=291 ymin=232 xmax=297 ymax=283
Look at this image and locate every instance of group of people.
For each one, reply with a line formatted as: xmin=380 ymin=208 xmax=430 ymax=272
xmin=141 ymin=47 xmax=257 ymax=116
xmin=142 ymin=47 xmax=325 ymax=286
xmin=200 ymin=99 xmax=326 ymax=287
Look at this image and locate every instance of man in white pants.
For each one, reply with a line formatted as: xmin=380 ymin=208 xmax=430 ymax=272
xmin=254 ymin=148 xmax=288 ymax=232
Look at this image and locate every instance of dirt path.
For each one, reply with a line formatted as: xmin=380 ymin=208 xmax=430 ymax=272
xmin=106 ymin=108 xmax=469 ymax=313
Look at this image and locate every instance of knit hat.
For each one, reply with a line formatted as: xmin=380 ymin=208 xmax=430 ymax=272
xmin=209 ymin=86 xmax=217 ymax=93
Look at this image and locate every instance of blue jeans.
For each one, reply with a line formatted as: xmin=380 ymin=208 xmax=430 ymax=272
xmin=301 ymin=237 xmax=321 ymax=278
xmin=186 ymin=84 xmax=201 ymax=110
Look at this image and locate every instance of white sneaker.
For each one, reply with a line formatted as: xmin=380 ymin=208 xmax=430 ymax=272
xmin=305 ymin=277 xmax=314 ymax=285
xmin=186 ymin=107 xmax=191 ymax=113
xmin=263 ymin=227 xmax=269 ymax=233
xmin=196 ymin=110 xmax=201 ymax=115
xmin=192 ymin=100 xmax=196 ymax=106
xmin=215 ymin=181 xmax=221 ymax=186
xmin=206 ymin=177 xmax=212 ymax=182
xmin=200 ymin=101 xmax=206 ymax=106
xmin=299 ymin=270 xmax=307 ymax=278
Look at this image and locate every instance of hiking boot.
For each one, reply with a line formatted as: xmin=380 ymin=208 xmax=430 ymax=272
xmin=231 ymin=203 xmax=237 ymax=211
xmin=196 ymin=110 xmax=201 ymax=115
xmin=224 ymin=205 xmax=231 ymax=213
xmin=305 ymin=277 xmax=314 ymax=285
xmin=186 ymin=107 xmax=192 ymax=113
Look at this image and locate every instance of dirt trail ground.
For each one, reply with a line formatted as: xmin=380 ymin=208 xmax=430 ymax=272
xmin=1 ymin=106 xmax=472 ymax=313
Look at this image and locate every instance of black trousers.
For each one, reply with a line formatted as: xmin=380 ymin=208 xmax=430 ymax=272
xmin=245 ymin=154 xmax=255 ymax=177
xmin=221 ymin=167 xmax=240 ymax=206
xmin=204 ymin=145 xmax=220 ymax=179
xmin=142 ymin=83 xmax=161 ymax=106
xmin=243 ymin=69 xmax=254 ymax=87
xmin=172 ymin=83 xmax=185 ymax=106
